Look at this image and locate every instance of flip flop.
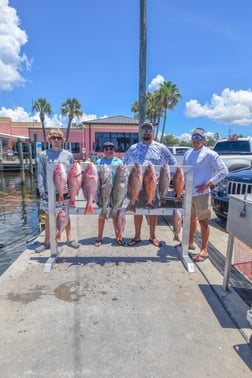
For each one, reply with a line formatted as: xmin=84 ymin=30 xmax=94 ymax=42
xmin=116 ymin=239 xmax=125 ymax=246
xmin=193 ymin=254 xmax=208 ymax=262
xmin=149 ymin=238 xmax=162 ymax=247
xmin=127 ymin=239 xmax=142 ymax=247
xmin=188 ymin=245 xmax=196 ymax=250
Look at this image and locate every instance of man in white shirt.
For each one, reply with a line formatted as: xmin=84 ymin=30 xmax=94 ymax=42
xmin=183 ymin=128 xmax=228 ymax=262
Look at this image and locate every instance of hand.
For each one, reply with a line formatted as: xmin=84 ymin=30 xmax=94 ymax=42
xmin=195 ymin=182 xmax=209 ymax=194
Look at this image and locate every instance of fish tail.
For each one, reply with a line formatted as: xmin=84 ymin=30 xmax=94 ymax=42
xmin=58 ymin=194 xmax=64 ymax=203
xmin=108 ymin=208 xmax=117 ymax=219
xmin=68 ymin=198 xmax=75 ymax=206
xmin=55 ymin=233 xmax=61 ymax=240
xmin=99 ymin=208 xmax=108 ymax=219
xmin=84 ymin=203 xmax=94 ymax=214
xmin=126 ymin=202 xmax=136 ymax=212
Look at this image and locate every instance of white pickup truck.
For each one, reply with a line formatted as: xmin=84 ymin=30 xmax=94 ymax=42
xmin=213 ymin=137 xmax=252 ymax=171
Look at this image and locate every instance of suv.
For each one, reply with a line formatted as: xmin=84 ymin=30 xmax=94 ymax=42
xmin=211 ymin=168 xmax=252 ymax=220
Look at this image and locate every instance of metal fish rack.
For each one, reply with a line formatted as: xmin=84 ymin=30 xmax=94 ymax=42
xmin=44 ymin=163 xmax=194 ymax=272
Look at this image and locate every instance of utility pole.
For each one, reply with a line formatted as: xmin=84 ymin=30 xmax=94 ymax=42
xmin=139 ymin=0 xmax=147 ymax=136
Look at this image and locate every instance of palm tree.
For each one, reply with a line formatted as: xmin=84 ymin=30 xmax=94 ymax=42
xmin=60 ymin=98 xmax=83 ymax=144
xmin=157 ymin=81 xmax=182 ymax=143
xmin=32 ymin=98 xmax=52 ymax=143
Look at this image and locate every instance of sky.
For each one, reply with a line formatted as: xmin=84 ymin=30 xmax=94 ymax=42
xmin=1 ymin=0 xmax=252 ymax=141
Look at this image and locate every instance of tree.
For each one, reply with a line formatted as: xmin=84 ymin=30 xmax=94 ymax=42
xmin=32 ymin=98 xmax=52 ymax=143
xmin=61 ymin=98 xmax=83 ymax=144
xmin=157 ymin=81 xmax=182 ymax=143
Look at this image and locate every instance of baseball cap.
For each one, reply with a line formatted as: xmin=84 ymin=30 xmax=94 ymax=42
xmin=141 ymin=121 xmax=154 ymax=130
xmin=103 ymin=141 xmax=115 ymax=149
xmin=191 ymin=128 xmax=206 ymax=138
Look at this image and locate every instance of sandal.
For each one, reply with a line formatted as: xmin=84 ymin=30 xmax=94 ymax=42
xmin=95 ymin=239 xmax=102 ymax=247
xmin=188 ymin=245 xmax=196 ymax=250
xmin=35 ymin=243 xmax=50 ymax=253
xmin=116 ymin=239 xmax=125 ymax=246
xmin=66 ymin=240 xmax=80 ymax=249
xmin=127 ymin=239 xmax=142 ymax=247
xmin=149 ymin=238 xmax=162 ymax=247
xmin=192 ymin=254 xmax=208 ymax=262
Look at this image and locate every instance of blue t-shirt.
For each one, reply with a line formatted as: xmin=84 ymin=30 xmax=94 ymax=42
xmin=95 ymin=156 xmax=123 ymax=166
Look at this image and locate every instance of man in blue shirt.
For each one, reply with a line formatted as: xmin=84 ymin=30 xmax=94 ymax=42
xmin=123 ymin=122 xmax=177 ymax=247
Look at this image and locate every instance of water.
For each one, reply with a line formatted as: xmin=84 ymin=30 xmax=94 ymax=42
xmin=0 ymin=171 xmax=41 ymax=276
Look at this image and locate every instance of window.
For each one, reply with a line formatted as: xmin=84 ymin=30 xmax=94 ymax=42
xmin=95 ymin=132 xmax=139 ymax=152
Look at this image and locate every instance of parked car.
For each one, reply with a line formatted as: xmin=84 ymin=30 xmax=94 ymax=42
xmin=168 ymin=146 xmax=191 ymax=165
xmin=213 ymin=137 xmax=252 ymax=154
xmin=211 ymin=168 xmax=252 ymax=220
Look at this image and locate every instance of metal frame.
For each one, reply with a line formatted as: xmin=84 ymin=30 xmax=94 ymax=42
xmin=223 ymin=194 xmax=252 ymax=290
xmin=44 ymin=163 xmax=194 ymax=273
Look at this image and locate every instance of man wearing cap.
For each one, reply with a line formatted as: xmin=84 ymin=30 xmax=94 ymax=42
xmin=95 ymin=141 xmax=123 ymax=246
xmin=183 ymin=128 xmax=228 ymax=262
xmin=123 ymin=121 xmax=177 ymax=247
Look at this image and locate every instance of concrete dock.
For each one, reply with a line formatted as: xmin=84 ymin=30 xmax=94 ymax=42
xmin=0 ymin=212 xmax=251 ymax=377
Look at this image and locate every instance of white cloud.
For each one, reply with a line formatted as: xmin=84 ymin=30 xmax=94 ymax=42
xmin=185 ymin=88 xmax=252 ymax=126
xmin=0 ymin=0 xmax=32 ymax=91
xmin=0 ymin=105 xmax=97 ymax=128
xmin=148 ymin=74 xmax=165 ymax=92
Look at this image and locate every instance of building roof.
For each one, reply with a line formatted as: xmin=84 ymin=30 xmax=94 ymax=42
xmin=83 ymin=115 xmax=139 ymax=125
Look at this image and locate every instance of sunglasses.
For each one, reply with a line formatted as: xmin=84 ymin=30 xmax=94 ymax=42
xmin=51 ymin=136 xmax=62 ymax=140
xmin=104 ymin=147 xmax=114 ymax=151
xmin=192 ymin=134 xmax=204 ymax=140
xmin=141 ymin=127 xmax=153 ymax=132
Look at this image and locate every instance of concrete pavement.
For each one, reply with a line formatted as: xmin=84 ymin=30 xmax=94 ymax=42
xmin=0 ymin=212 xmax=251 ymax=377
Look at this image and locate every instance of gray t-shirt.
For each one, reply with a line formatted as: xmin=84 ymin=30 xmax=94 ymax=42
xmin=37 ymin=148 xmax=74 ymax=195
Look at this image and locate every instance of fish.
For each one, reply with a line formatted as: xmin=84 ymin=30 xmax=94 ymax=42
xmin=173 ymin=166 xmax=185 ymax=202
xmin=115 ymin=208 xmax=126 ymax=242
xmin=143 ymin=163 xmax=157 ymax=208
xmin=67 ymin=161 xmax=82 ymax=206
xmin=98 ymin=164 xmax=113 ymax=219
xmin=53 ymin=163 xmax=67 ymax=203
xmin=126 ymin=163 xmax=143 ymax=212
xmin=158 ymin=163 xmax=171 ymax=205
xmin=109 ymin=164 xmax=128 ymax=219
xmin=81 ymin=162 xmax=98 ymax=214
xmin=173 ymin=208 xmax=182 ymax=242
xmin=56 ymin=207 xmax=69 ymax=240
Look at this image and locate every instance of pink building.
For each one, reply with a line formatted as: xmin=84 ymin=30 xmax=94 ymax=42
xmin=29 ymin=115 xmax=139 ymax=160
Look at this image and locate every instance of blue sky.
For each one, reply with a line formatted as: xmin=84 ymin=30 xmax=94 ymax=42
xmin=1 ymin=0 xmax=252 ymax=140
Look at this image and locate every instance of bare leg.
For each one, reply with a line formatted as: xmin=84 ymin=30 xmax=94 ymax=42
xmin=44 ymin=215 xmax=50 ymax=245
xmin=149 ymin=215 xmax=157 ymax=240
xmin=133 ymin=214 xmax=143 ymax=240
xmin=189 ymin=215 xmax=197 ymax=248
xmin=198 ymin=219 xmax=209 ymax=256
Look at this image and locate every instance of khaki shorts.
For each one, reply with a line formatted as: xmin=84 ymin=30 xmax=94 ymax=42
xmin=191 ymin=193 xmax=211 ymax=221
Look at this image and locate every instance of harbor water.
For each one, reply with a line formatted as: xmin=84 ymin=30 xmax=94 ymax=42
xmin=0 ymin=171 xmax=41 ymax=276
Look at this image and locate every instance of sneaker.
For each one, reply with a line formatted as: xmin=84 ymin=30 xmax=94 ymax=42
xmin=35 ymin=243 xmax=50 ymax=253
xmin=66 ymin=240 xmax=80 ymax=249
